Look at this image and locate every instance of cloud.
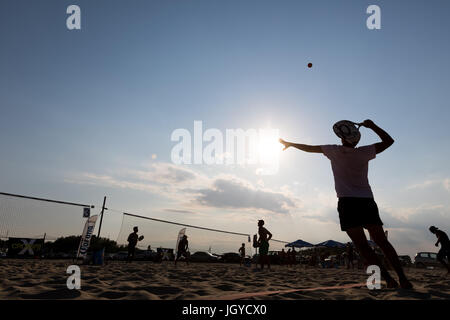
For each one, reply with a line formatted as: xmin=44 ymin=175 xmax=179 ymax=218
xmin=406 ymin=178 xmax=450 ymax=192
xmin=128 ymin=162 xmax=199 ymax=185
xmin=301 ymin=209 xmax=339 ymax=224
xmin=193 ymin=176 xmax=297 ymax=214
xmin=64 ymin=163 xmax=204 ymax=202
xmin=382 ymin=204 xmax=450 ymax=232
xmin=406 ymin=180 xmax=439 ymax=190
xmin=65 ymin=173 xmax=162 ymax=194
xmin=444 ymin=178 xmax=450 ymax=192
xmin=291 ymin=190 xmax=340 ymax=224
xmin=163 ymin=208 xmax=197 ymax=214
xmin=66 ymin=162 xmax=300 ymax=215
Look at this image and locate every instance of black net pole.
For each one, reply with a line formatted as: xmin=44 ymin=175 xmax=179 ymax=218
xmin=97 ymin=196 xmax=107 ymax=238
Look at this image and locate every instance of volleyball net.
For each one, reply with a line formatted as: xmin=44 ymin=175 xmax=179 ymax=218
xmin=116 ymin=211 xmax=288 ymax=255
xmin=0 ymin=192 xmax=96 ymax=241
xmin=0 ymin=190 xmax=290 ymax=254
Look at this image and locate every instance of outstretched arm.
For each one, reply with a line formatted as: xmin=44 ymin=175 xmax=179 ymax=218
xmin=279 ymin=139 xmax=323 ymax=153
xmin=361 ymin=119 xmax=394 ymax=154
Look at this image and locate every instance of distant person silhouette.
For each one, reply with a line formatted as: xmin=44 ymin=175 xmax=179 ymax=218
xmin=280 ymin=119 xmax=413 ymax=289
xmin=257 ymin=220 xmax=272 ymax=270
xmin=175 ymin=235 xmax=189 ymax=266
xmin=291 ymin=248 xmax=297 ymax=266
xmin=280 ymin=248 xmax=287 ymax=266
xmin=346 ymin=242 xmax=355 ymax=269
xmin=127 ymin=226 xmax=143 ymax=263
xmin=239 ymin=243 xmax=246 ymax=266
xmin=429 ymin=226 xmax=450 ymax=274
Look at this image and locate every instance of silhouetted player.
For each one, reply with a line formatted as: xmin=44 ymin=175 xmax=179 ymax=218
xmin=175 ymin=235 xmax=189 ymax=265
xmin=280 ymin=119 xmax=413 ymax=289
xmin=239 ymin=243 xmax=246 ymax=266
xmin=257 ymin=220 xmax=272 ymax=270
xmin=127 ymin=226 xmax=143 ymax=263
xmin=429 ymin=226 xmax=450 ymax=274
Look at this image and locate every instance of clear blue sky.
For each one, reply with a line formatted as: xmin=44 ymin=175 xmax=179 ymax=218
xmin=1 ymin=0 xmax=449 ymax=256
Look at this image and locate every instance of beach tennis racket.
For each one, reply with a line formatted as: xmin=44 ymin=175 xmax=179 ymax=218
xmin=139 ymin=235 xmax=144 ymax=241
xmin=333 ymin=120 xmax=362 ymax=144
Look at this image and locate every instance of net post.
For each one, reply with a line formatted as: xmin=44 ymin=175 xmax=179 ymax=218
xmin=97 ymin=196 xmax=107 ymax=238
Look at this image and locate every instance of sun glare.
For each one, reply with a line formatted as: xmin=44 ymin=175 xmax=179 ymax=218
xmin=257 ymin=129 xmax=281 ymax=166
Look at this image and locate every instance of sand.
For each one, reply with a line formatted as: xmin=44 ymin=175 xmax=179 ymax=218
xmin=0 ymin=259 xmax=449 ymax=300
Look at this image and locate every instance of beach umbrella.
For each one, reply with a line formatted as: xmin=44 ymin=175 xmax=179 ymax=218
xmin=315 ymin=240 xmax=345 ymax=248
xmin=285 ymin=239 xmax=314 ymax=248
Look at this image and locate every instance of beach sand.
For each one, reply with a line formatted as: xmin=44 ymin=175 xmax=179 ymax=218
xmin=1 ymin=259 xmax=449 ymax=300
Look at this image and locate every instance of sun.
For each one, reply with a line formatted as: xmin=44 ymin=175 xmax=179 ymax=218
xmin=257 ymin=129 xmax=281 ymax=166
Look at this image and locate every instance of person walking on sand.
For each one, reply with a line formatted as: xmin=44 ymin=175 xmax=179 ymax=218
xmin=280 ymin=119 xmax=413 ymax=289
xmin=239 ymin=243 xmax=246 ymax=266
xmin=127 ymin=226 xmax=144 ymax=263
xmin=257 ymin=220 xmax=272 ymax=270
xmin=429 ymin=226 xmax=450 ymax=274
xmin=175 ymin=235 xmax=189 ymax=266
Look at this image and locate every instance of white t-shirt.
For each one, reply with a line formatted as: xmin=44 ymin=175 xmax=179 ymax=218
xmin=321 ymin=144 xmax=376 ymax=198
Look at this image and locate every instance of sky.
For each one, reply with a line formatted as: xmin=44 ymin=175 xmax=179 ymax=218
xmin=1 ymin=0 xmax=449 ymax=256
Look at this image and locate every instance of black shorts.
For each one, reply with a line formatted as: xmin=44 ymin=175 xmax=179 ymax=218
xmin=337 ymin=197 xmax=383 ymax=231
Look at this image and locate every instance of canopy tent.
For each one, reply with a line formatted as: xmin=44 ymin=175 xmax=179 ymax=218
xmin=315 ymin=240 xmax=346 ymax=248
xmin=285 ymin=239 xmax=314 ymax=248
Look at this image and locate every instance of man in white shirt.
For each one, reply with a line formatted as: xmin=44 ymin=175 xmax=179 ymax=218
xmin=280 ymin=119 xmax=412 ymax=289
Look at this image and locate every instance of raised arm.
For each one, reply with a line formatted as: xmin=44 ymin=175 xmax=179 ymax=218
xmin=361 ymin=119 xmax=394 ymax=154
xmin=279 ymin=139 xmax=323 ymax=153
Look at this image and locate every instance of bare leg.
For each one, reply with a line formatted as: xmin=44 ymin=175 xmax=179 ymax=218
xmin=346 ymin=227 xmax=399 ymax=288
xmin=367 ymin=225 xmax=413 ymax=289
